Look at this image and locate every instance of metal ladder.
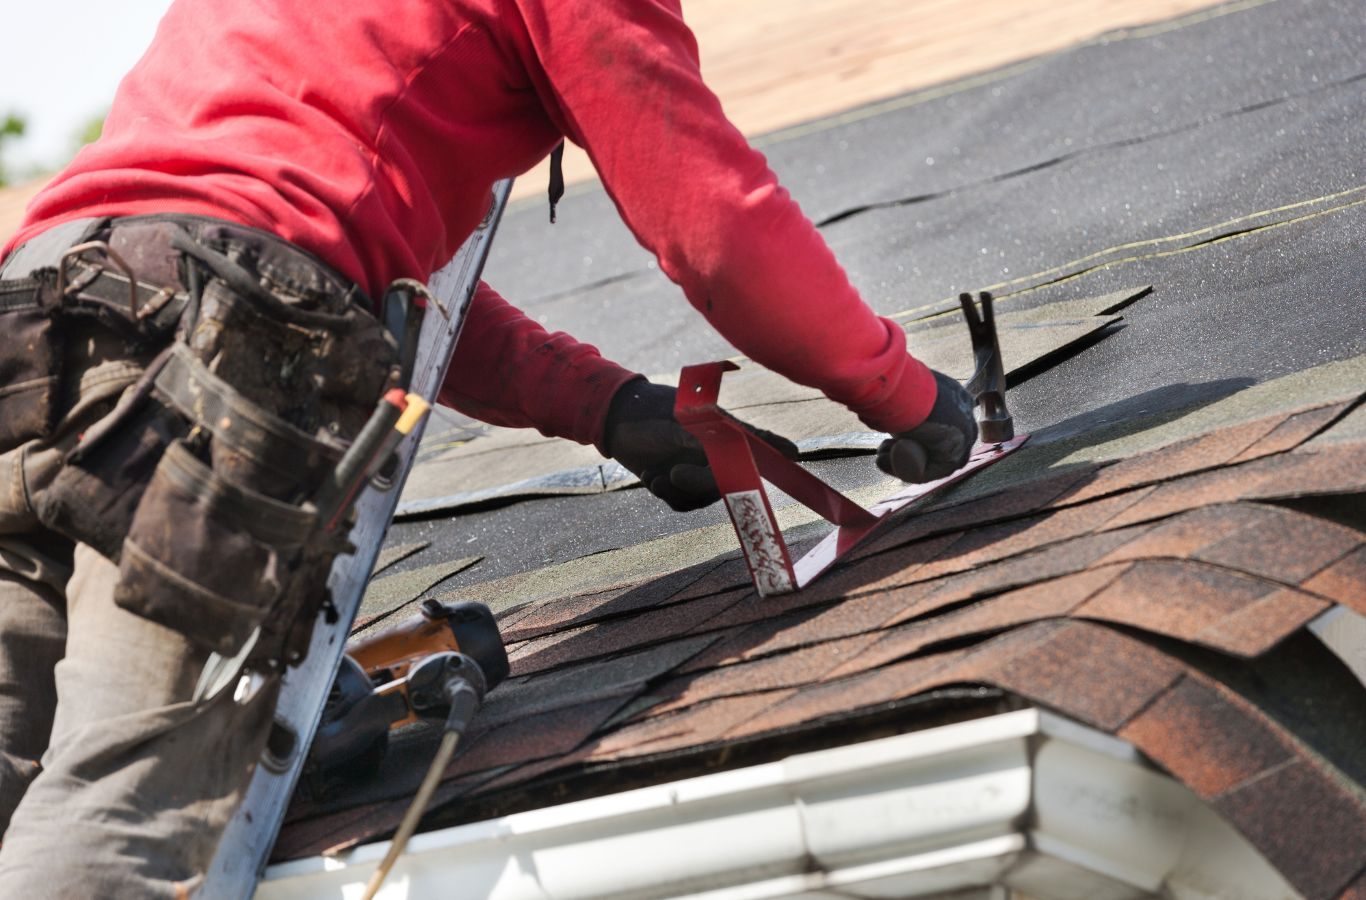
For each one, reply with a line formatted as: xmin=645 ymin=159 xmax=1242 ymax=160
xmin=199 ymin=180 xmax=513 ymax=899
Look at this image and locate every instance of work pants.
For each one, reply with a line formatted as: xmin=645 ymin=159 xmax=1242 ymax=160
xmin=0 ymin=318 xmax=281 ymax=898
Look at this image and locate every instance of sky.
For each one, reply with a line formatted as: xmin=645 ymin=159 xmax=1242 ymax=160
xmin=0 ymin=1 xmax=174 ymax=175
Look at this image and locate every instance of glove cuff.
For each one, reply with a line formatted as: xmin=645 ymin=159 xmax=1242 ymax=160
xmin=597 ymin=376 xmax=662 ymax=456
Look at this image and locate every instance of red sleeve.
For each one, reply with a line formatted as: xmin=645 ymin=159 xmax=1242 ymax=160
xmin=438 ymin=281 xmax=641 ymax=450
xmin=510 ymin=0 xmax=937 ymax=433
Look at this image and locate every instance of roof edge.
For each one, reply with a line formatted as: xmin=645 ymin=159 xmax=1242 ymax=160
xmin=259 ymin=708 xmax=1300 ymax=899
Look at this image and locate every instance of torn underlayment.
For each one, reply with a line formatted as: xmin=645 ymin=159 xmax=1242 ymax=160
xmin=397 ymin=286 xmax=1150 ymax=517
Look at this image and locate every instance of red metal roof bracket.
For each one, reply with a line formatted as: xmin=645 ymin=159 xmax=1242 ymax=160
xmin=676 ymin=361 xmax=1027 ymax=597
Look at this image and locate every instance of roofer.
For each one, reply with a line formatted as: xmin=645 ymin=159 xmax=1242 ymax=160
xmin=0 ymin=0 xmax=977 ymax=894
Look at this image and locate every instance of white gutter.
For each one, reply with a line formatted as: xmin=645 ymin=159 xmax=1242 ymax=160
xmin=258 ymin=708 xmax=1301 ymax=900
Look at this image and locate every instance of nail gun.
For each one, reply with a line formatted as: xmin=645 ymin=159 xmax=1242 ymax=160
xmin=301 ymin=598 xmax=509 ymax=797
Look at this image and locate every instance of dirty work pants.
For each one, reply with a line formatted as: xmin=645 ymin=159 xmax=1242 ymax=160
xmin=0 ymin=246 xmax=282 ymax=898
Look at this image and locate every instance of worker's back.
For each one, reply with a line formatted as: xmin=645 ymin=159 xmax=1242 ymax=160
xmin=8 ymin=0 xmax=563 ymax=297
xmin=12 ymin=0 xmax=938 ymax=439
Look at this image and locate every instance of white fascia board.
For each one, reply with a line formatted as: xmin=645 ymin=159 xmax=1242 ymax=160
xmin=1028 ymin=726 xmax=1301 ymax=900
xmin=258 ymin=707 xmax=1302 ymax=900
xmin=679 ymin=835 xmax=1024 ymax=900
xmin=259 ymin=711 xmax=1039 ymax=900
xmin=1031 ymin=739 xmax=1194 ymax=891
xmin=811 ymin=835 xmax=1025 ymax=898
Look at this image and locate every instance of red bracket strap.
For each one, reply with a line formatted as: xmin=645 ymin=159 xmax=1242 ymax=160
xmin=676 ymin=361 xmax=1028 ymax=596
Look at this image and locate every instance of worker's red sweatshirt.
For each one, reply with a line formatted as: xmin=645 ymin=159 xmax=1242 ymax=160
xmin=4 ymin=0 xmax=937 ymax=448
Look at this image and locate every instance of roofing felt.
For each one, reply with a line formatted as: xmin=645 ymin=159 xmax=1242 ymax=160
xmin=396 ymin=286 xmax=1145 ymax=516
xmin=523 ymin=0 xmax=1234 ymax=202
xmin=278 ymin=0 xmax=1366 ymax=894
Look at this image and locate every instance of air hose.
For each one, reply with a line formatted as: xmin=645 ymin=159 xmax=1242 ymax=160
xmin=359 ymin=653 xmax=488 ymax=900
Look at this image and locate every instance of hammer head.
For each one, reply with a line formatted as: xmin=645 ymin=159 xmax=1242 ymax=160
xmin=958 ymin=292 xmax=1014 ymax=444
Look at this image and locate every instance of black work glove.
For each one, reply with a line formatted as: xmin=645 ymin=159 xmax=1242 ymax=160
xmin=876 ymin=370 xmax=978 ymax=483
xmin=603 ymin=378 xmax=798 ymax=512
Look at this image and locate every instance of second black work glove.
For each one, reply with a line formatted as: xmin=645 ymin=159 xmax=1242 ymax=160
xmin=876 ymin=370 xmax=978 ymax=483
xmin=603 ymin=378 xmax=798 ymax=512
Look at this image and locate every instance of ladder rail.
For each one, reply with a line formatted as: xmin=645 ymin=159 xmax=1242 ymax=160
xmin=200 ymin=180 xmax=513 ymax=899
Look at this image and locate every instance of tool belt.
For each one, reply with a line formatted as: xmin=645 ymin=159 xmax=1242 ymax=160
xmin=0 ymin=214 xmax=401 ymax=667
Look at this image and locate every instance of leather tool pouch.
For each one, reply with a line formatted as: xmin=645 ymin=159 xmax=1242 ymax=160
xmin=0 ymin=272 xmax=62 ymax=452
xmin=118 ymin=439 xmax=316 ymax=656
xmin=35 ymin=219 xmax=400 ymax=663
xmin=36 ymin=387 xmax=185 ymax=562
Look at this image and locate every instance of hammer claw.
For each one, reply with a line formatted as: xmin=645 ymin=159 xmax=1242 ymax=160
xmin=960 ymin=290 xmax=1014 ymax=444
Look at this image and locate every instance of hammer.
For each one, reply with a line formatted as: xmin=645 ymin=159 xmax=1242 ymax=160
xmin=959 ymin=291 xmax=1014 ymax=445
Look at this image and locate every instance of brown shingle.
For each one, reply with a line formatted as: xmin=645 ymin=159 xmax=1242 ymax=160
xmin=508 ymin=591 xmax=741 ymax=675
xmin=1118 ymin=675 xmax=1295 ymax=796
xmin=1063 ymin=415 xmax=1285 ymax=505
xmin=723 ymin=646 xmax=973 ymax=740
xmin=494 ymin=599 xmax=540 ymax=631
xmin=1075 ymin=559 xmax=1280 ymax=650
xmin=1242 ymin=444 xmax=1366 ymax=501
xmin=646 ymin=632 xmax=881 ymax=715
xmin=666 ymin=555 xmax=754 ymax=603
xmin=1195 ymin=506 xmax=1362 ymax=584
xmin=952 ymin=620 xmax=1184 ymax=730
xmin=706 ymin=589 xmax=921 ymax=660
xmin=1102 ymin=467 xmax=1253 ymax=529
xmin=917 ymin=467 xmax=1098 ymax=532
xmin=272 ymin=802 xmax=393 ymax=861
xmin=1094 ymin=503 xmax=1269 ymax=566
xmin=1337 ymin=869 xmax=1366 ymax=900
xmin=1100 ymin=440 xmax=1366 ymax=533
xmin=1213 ymin=760 xmax=1366 ymax=900
xmin=501 ymin=583 xmax=640 ymax=642
xmin=687 ymin=536 xmax=973 ymax=638
xmin=449 ymin=695 xmax=635 ymax=779
xmin=849 ymin=468 xmax=1097 ymax=562
xmin=501 ymin=562 xmax=732 ymax=643
xmin=1302 ymin=546 xmax=1366 ymax=614
xmin=883 ymin=526 xmax=1149 ymax=627
xmin=785 ymin=532 xmax=963 ymax=604
xmin=481 ymin=635 xmax=720 ymax=730
xmin=1229 ymin=401 xmax=1354 ymax=463
xmin=825 ymin=565 xmax=1127 ymax=679
xmin=731 ymin=621 xmax=1185 ymax=740
xmin=675 ymin=621 xmax=777 ymax=674
xmin=466 ymin=690 xmax=805 ymax=797
xmin=593 ymin=690 xmax=798 ymax=760
xmin=686 ymin=584 xmax=840 ymax=635
xmin=1190 ymin=588 xmax=1330 ymax=656
xmin=915 ymin=490 xmax=1151 ymax=582
xmin=276 ymin=767 xmax=507 ymax=861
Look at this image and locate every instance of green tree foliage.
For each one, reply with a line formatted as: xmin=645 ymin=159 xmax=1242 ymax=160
xmin=0 ymin=113 xmax=26 ymax=187
xmin=75 ymin=113 xmax=105 ymax=150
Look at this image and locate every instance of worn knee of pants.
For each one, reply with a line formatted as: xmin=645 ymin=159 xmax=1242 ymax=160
xmin=0 ymin=546 xmax=281 ymax=900
xmin=0 ymin=216 xmax=396 ymax=897
xmin=0 ymin=553 xmax=64 ymax=828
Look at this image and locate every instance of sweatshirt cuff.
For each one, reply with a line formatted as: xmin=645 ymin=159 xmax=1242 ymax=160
xmin=561 ymin=359 xmax=643 ymax=452
xmin=852 ymin=351 xmax=939 ymax=435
